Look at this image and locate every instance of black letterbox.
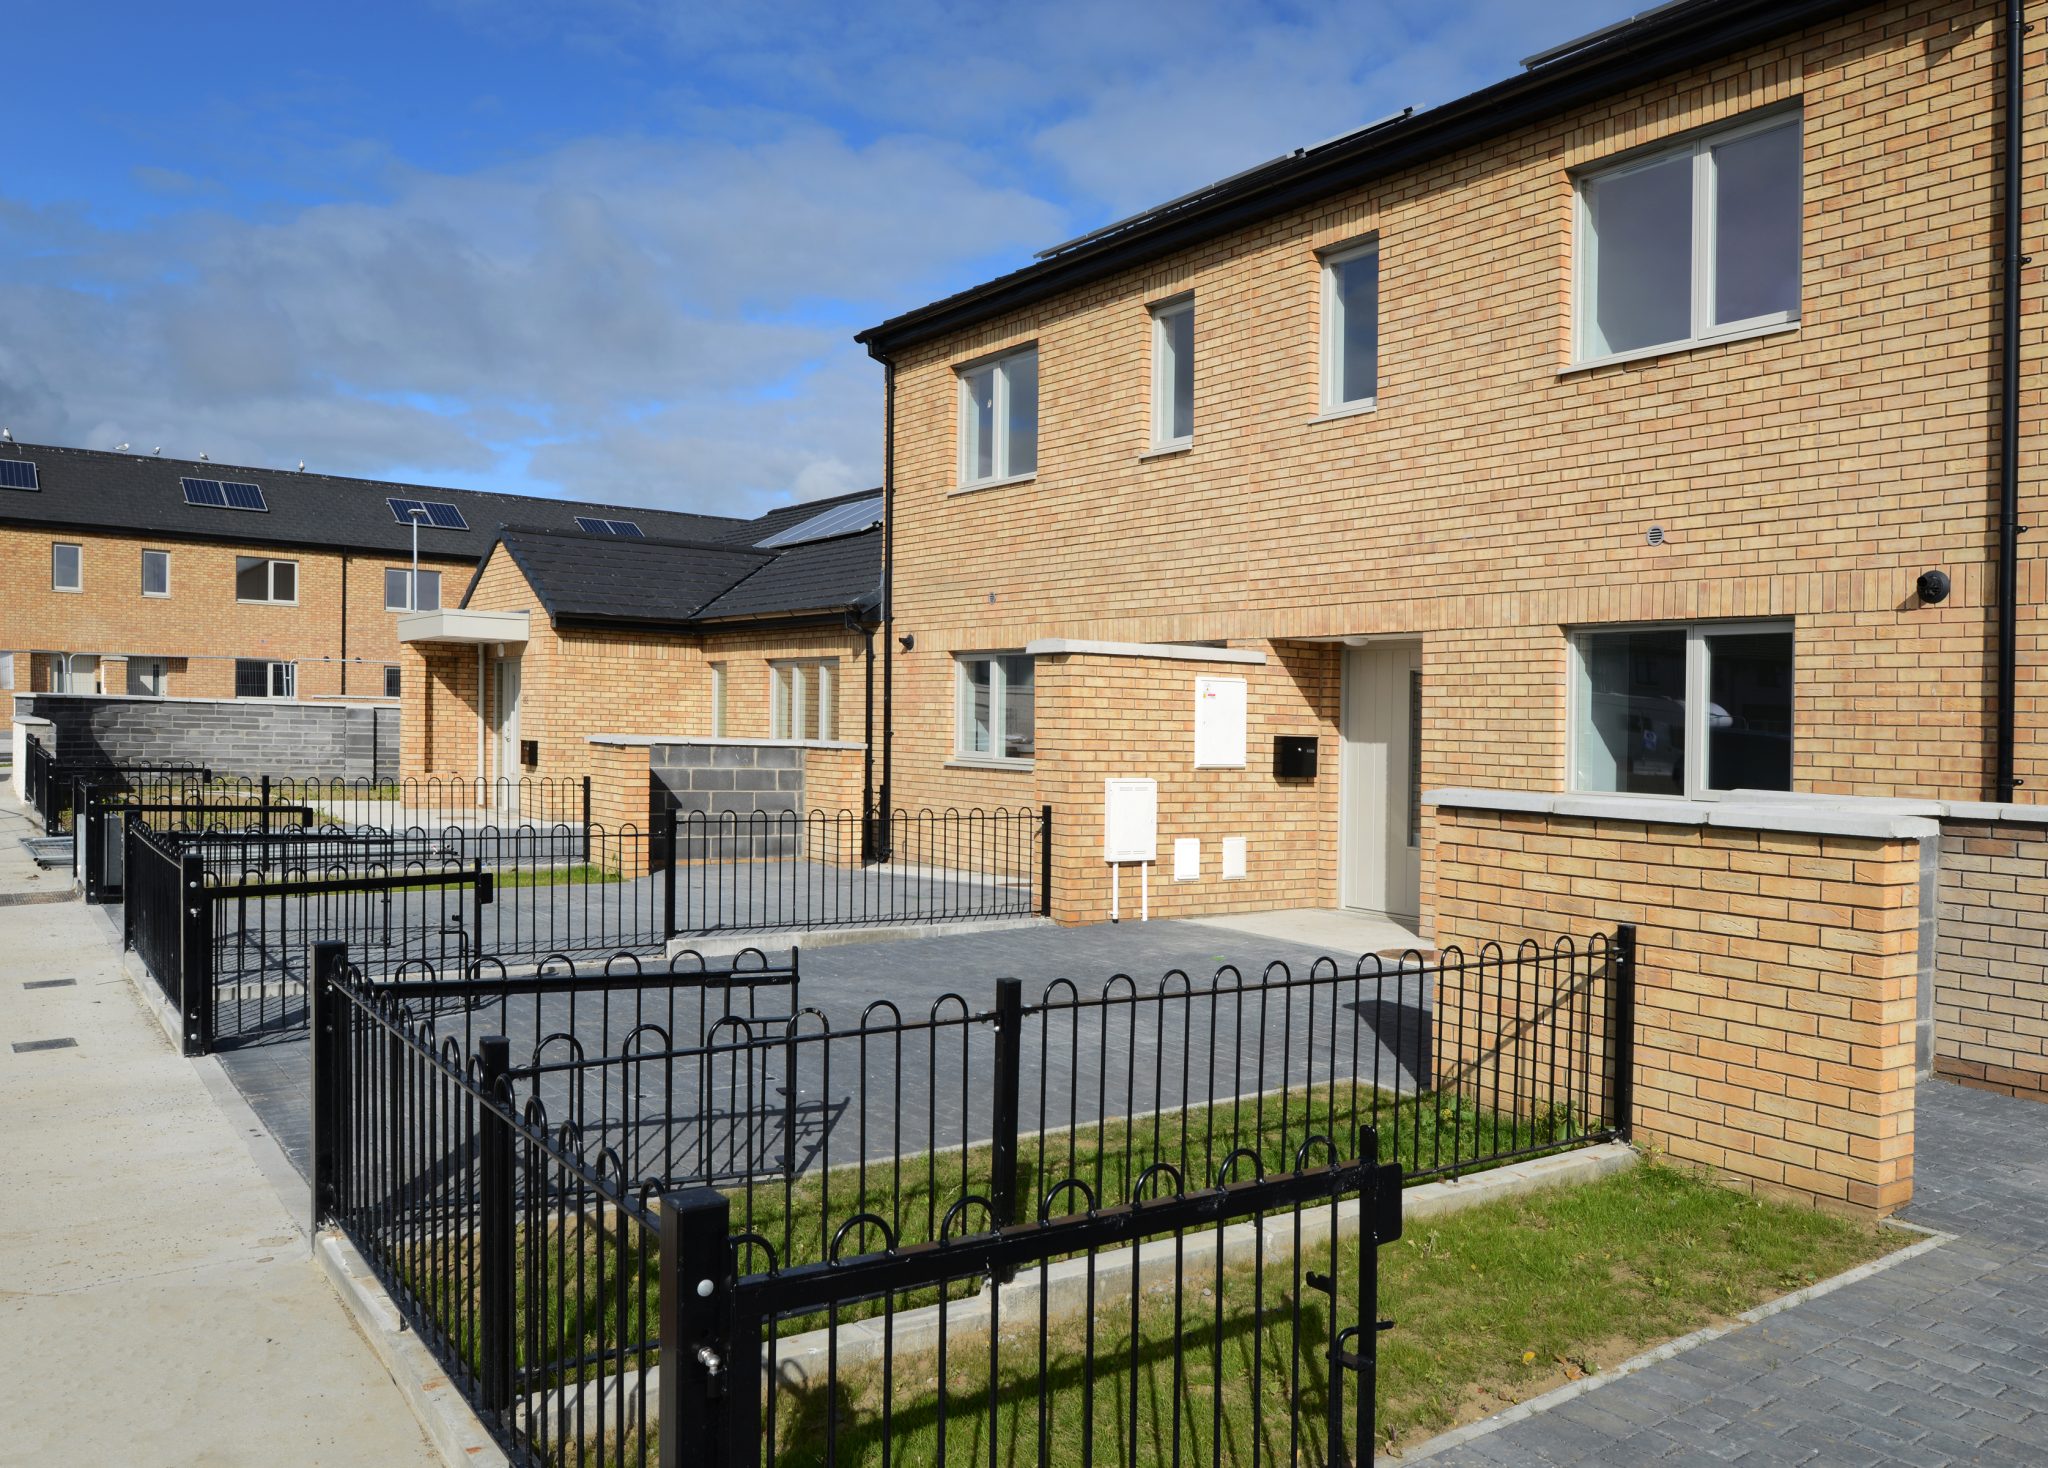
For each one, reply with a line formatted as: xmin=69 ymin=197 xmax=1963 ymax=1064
xmin=1273 ymin=736 xmax=1318 ymax=780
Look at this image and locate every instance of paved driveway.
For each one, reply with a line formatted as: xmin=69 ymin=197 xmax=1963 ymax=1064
xmin=1417 ymin=1080 xmax=2048 ymax=1466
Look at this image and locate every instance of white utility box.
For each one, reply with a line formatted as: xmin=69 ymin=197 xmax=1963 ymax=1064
xmin=1103 ymin=778 xmax=1158 ymax=863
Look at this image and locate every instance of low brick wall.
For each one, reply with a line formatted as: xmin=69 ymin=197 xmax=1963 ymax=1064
xmin=1432 ymin=795 xmax=1925 ymax=1216
xmin=1935 ymin=817 xmax=2048 ymax=1103
xmin=12 ymin=692 xmax=398 ymax=781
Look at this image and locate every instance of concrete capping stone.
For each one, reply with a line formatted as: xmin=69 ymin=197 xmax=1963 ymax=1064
xmin=1429 ymin=787 xmax=1939 ymax=840
xmin=1024 ymin=637 xmax=1268 ymax=665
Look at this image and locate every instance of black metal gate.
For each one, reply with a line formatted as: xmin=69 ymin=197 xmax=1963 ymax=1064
xmin=663 ymin=1131 xmax=1402 ymax=1468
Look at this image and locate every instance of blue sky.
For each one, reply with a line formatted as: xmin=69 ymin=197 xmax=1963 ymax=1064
xmin=0 ymin=0 xmax=1636 ymax=517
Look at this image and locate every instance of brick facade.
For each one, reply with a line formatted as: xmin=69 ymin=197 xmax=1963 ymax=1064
xmin=875 ymin=0 xmax=2048 ymax=933
xmin=1434 ymin=800 xmax=1924 ymax=1214
xmin=0 ymin=524 xmax=464 ymax=702
xmin=1935 ymin=818 xmax=2048 ymax=1101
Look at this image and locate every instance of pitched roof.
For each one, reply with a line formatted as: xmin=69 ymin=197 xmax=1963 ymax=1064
xmin=481 ymin=521 xmax=881 ymax=631
xmin=0 ymin=442 xmax=745 ymax=558
xmin=855 ymin=0 xmax=1862 ymax=355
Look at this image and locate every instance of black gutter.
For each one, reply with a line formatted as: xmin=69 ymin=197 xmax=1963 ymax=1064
xmin=1996 ymin=0 xmax=2031 ymax=802
xmin=879 ymin=357 xmax=896 ymax=858
xmin=855 ymin=0 xmax=1864 ymax=355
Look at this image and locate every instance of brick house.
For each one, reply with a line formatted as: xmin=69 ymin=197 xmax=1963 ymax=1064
xmin=854 ymin=0 xmax=2048 ymax=1201
xmin=0 ymin=442 xmax=746 ymax=704
xmin=398 ymin=493 xmax=882 ymax=829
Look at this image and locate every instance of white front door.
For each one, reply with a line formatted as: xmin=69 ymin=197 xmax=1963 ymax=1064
xmin=1340 ymin=642 xmax=1422 ymax=919
xmin=491 ymin=655 xmax=522 ymax=789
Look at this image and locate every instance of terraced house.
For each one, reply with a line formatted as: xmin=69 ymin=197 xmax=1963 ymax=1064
xmin=858 ymin=0 xmax=2048 ymax=1193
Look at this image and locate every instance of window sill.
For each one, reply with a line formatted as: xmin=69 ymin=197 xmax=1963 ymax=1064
xmin=1140 ymin=440 xmax=1193 ymax=462
xmin=1309 ymin=399 xmax=1378 ymax=425
xmin=52 ymin=587 xmax=82 ymax=595
xmin=945 ymin=757 xmax=1036 ymax=774
xmin=1561 ymin=318 xmax=1799 ymax=377
xmin=950 ymin=472 xmax=1036 ymax=497
xmin=237 ymin=600 xmax=300 ymax=608
xmin=142 ymin=592 xmax=170 ymax=600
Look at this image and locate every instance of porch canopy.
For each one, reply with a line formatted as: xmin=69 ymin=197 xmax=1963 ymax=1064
xmin=395 ymin=609 xmax=530 ymax=646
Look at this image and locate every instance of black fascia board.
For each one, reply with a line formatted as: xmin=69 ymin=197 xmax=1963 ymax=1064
xmin=855 ymin=0 xmax=1863 ymax=358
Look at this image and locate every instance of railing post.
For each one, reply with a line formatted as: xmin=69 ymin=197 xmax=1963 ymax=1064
xmin=310 ymin=941 xmax=351 ymax=1235
xmin=1612 ymin=923 xmax=1637 ymax=1142
xmin=178 ymin=851 xmax=212 ymax=1056
xmin=471 ymin=857 xmax=486 ymax=959
xmin=581 ymin=775 xmax=593 ymax=864
xmin=659 ymin=1186 xmax=734 ymax=1468
xmin=121 ymin=817 xmax=137 ymax=952
xmin=664 ymin=806 xmax=679 ymax=940
xmin=990 ymin=977 xmax=1024 ymax=1240
xmin=1038 ymin=804 xmax=1053 ymax=919
xmin=477 ymin=1034 xmax=516 ymax=1415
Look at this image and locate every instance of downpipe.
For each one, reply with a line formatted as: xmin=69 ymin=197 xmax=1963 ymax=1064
xmin=1996 ymin=0 xmax=2032 ymax=801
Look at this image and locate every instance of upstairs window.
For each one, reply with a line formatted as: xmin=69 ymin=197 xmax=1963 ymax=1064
xmin=958 ymin=345 xmax=1038 ymax=488
xmin=1575 ymin=111 xmax=1801 ymax=365
xmin=142 ymin=549 xmax=170 ymax=598
xmin=1150 ymin=295 xmax=1194 ymax=449
xmin=235 ymin=557 xmax=297 ymax=605
xmin=51 ymin=542 xmax=81 ymax=592
xmin=1320 ymin=241 xmax=1379 ymax=413
xmin=384 ymin=568 xmax=441 ymax=612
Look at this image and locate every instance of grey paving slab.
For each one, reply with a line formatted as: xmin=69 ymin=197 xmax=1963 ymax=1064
xmin=1419 ymin=1080 xmax=2048 ymax=1467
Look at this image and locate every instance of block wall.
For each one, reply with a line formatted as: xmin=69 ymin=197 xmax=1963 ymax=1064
xmin=1434 ymin=804 xmax=1922 ymax=1215
xmin=13 ymin=691 xmax=398 ymax=780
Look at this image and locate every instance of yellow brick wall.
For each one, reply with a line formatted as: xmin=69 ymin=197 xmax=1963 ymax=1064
xmin=1435 ymin=804 xmax=1921 ymax=1215
xmin=402 ymin=543 xmax=873 ymax=790
xmin=1934 ymin=821 xmax=2048 ymax=1101
xmin=0 ymin=525 xmax=465 ymax=699
xmin=882 ymin=2 xmax=2048 ymax=928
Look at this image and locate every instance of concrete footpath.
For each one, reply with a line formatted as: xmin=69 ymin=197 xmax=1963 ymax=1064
xmin=0 ymin=802 xmax=438 ymax=1465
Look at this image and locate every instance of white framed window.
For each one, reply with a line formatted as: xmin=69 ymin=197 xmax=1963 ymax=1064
xmin=141 ymin=549 xmax=170 ymax=598
xmin=955 ymin=652 xmax=1035 ymax=763
xmin=384 ymin=665 xmax=402 ymax=698
xmin=127 ymin=657 xmax=168 ymax=697
xmin=51 ymin=542 xmax=81 ymax=593
xmin=1570 ymin=621 xmax=1793 ymax=800
xmin=384 ymin=567 xmax=441 ymax=612
xmin=770 ymin=659 xmax=838 ymax=741
xmin=0 ymin=653 xmax=13 ymax=690
xmin=710 ymin=663 xmax=728 ymax=737
xmin=235 ymin=556 xmax=298 ymax=605
xmin=1320 ymin=240 xmax=1379 ymax=413
xmin=957 ymin=345 xmax=1038 ymax=488
xmin=1150 ymin=295 xmax=1194 ymax=449
xmin=235 ymin=659 xmax=296 ymax=699
xmin=1575 ymin=109 xmax=1801 ymax=366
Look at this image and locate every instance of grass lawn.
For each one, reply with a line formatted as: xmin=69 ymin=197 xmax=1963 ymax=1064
xmin=487 ymin=862 xmax=626 ymax=889
xmin=755 ymin=1162 xmax=1902 ymax=1465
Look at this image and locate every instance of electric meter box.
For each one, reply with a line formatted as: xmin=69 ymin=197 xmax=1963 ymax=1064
xmin=1102 ymin=779 xmax=1158 ymax=863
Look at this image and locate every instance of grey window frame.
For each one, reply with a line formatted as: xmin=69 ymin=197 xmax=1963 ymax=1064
xmin=141 ymin=549 xmax=171 ymax=598
xmin=235 ymin=557 xmax=298 ymax=606
xmin=51 ymin=542 xmax=81 ymax=593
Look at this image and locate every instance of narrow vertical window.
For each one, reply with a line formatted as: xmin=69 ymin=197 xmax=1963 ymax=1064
xmin=1321 ymin=242 xmax=1379 ymax=412
xmin=51 ymin=542 xmax=81 ymax=592
xmin=1151 ymin=296 xmax=1194 ymax=448
xmin=710 ymin=663 xmax=728 ymax=737
xmin=384 ymin=665 xmax=401 ymax=698
xmin=141 ymin=550 xmax=170 ymax=598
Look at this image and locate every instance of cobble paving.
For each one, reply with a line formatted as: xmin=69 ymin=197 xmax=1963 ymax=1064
xmin=1415 ymin=1079 xmax=2048 ymax=1467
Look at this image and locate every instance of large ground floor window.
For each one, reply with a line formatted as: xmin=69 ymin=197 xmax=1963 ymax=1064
xmin=771 ymin=659 xmax=838 ymax=741
xmin=235 ymin=659 xmax=296 ymax=699
xmin=956 ymin=652 xmax=1035 ymax=763
xmin=1571 ymin=621 xmax=1792 ymax=798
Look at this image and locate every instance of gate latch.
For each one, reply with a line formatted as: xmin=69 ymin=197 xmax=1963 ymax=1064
xmin=1332 ymin=1320 xmax=1395 ymax=1374
xmin=696 ymin=1344 xmax=727 ymax=1400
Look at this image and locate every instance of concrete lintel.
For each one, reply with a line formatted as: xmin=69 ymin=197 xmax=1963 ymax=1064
xmin=1024 ymin=638 xmax=1267 ymax=665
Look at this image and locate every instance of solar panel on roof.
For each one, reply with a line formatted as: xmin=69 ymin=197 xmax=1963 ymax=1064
xmin=575 ymin=517 xmax=645 ymax=538
xmin=221 ymin=481 xmax=268 ymax=511
xmin=754 ymin=496 xmax=883 ymax=550
xmin=0 ymin=459 xmax=38 ymax=491
xmin=387 ymin=497 xmax=468 ymax=529
xmin=183 ymin=478 xmax=228 ymax=506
